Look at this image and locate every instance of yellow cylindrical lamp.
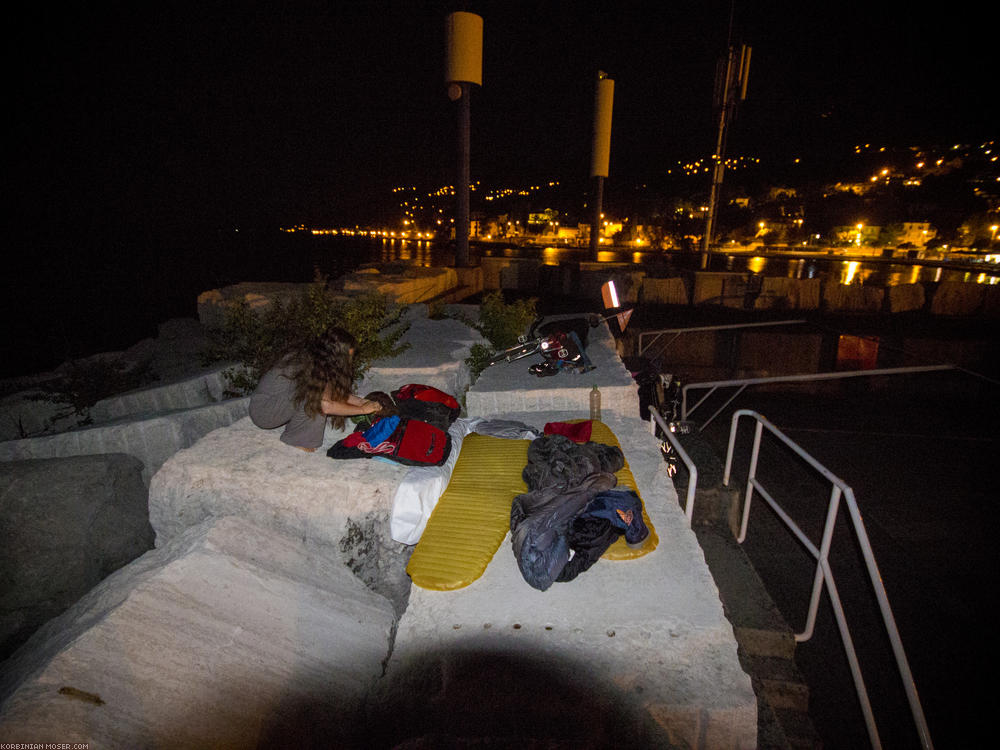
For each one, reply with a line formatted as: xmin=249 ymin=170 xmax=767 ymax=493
xmin=590 ymin=74 xmax=614 ymax=178
xmin=444 ymin=12 xmax=483 ymax=86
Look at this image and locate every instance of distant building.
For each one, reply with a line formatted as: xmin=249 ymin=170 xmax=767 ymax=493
xmin=833 ymin=224 xmax=882 ymax=246
xmin=893 ymin=222 xmax=937 ymax=247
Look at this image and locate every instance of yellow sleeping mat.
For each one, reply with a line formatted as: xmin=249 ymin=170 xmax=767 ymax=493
xmin=406 ymin=420 xmax=658 ymax=591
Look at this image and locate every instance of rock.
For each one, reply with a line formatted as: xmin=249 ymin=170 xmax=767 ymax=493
xmin=341 ymin=266 xmax=460 ymax=304
xmin=0 ymin=454 xmax=152 ymax=660
xmin=0 ymin=398 xmax=251 ymax=486
xmin=148 ymin=416 xmax=409 ymax=551
xmin=196 ymin=281 xmax=312 ymax=329
xmin=0 ymin=516 xmax=396 ymax=748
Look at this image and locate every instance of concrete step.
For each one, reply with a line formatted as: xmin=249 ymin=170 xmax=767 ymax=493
xmin=772 ymin=706 xmax=825 ymax=750
xmin=692 ymin=524 xmax=824 ymax=748
xmin=740 ymin=654 xmax=811 ymax=713
xmin=694 ymin=525 xmax=796 ymax=660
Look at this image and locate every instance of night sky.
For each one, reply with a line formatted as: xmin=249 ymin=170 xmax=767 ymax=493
xmin=4 ymin=1 xmax=996 ymax=377
xmin=11 ymin=1 xmax=995 ymax=232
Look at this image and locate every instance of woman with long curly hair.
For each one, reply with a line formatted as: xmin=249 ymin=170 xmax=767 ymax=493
xmin=249 ymin=326 xmax=382 ymax=451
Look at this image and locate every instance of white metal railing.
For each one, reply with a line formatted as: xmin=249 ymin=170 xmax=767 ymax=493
xmin=637 ymin=319 xmax=806 ymax=361
xmin=647 ymin=405 xmax=696 ymax=523
xmin=723 ymin=408 xmax=933 ymax=750
xmin=683 ymin=364 xmax=954 ymax=431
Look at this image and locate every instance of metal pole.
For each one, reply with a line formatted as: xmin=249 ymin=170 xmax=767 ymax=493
xmin=590 ymin=175 xmax=603 ymax=261
xmin=702 ymin=48 xmax=734 ymax=268
xmin=455 ymin=81 xmax=471 ymax=268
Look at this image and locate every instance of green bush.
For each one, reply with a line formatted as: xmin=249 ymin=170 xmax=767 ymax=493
xmin=202 ymin=282 xmax=410 ymax=397
xmin=27 ymin=356 xmax=157 ymax=428
xmin=474 ymin=291 xmax=537 ymax=349
xmin=456 ymin=291 xmax=537 ymax=381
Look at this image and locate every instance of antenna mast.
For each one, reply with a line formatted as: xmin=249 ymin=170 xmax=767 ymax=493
xmin=701 ymin=36 xmax=751 ymax=267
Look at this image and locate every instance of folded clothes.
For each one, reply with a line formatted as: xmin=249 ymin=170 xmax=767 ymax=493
xmin=474 ymin=419 xmax=542 ymax=440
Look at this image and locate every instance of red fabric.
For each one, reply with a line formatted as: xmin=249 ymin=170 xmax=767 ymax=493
xmin=544 ymin=420 xmax=593 ymax=443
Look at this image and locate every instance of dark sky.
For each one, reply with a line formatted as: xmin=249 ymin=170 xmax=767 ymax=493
xmin=11 ymin=1 xmax=996 ymax=231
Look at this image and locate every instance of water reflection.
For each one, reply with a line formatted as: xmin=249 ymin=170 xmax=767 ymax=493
xmin=472 ymin=243 xmax=999 ymax=286
xmin=313 ymin=235 xmax=999 ymax=287
xmin=378 ymin=237 xmax=437 ymax=266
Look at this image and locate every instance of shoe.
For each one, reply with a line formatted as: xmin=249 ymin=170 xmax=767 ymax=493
xmin=529 ymin=362 xmax=559 ymax=377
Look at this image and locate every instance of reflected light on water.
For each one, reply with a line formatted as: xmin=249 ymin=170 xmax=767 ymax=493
xmin=747 ymin=256 xmax=766 ymax=274
xmin=379 ymin=237 xmax=433 ymax=266
xmin=842 ymin=260 xmax=861 ymax=285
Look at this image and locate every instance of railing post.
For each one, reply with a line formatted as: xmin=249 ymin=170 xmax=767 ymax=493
xmin=725 ymin=409 xmax=935 ymax=749
xmin=798 ymin=485 xmax=842 ymax=643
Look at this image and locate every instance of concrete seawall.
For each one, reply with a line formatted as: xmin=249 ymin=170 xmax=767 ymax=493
xmin=480 ymin=257 xmax=1000 ymax=316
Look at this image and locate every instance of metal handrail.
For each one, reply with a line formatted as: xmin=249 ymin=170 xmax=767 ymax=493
xmin=723 ymin=408 xmax=933 ymax=750
xmin=647 ymin=405 xmax=696 ymax=523
xmin=637 ymin=319 xmax=806 ymax=361
xmin=683 ymin=364 xmax=954 ymax=431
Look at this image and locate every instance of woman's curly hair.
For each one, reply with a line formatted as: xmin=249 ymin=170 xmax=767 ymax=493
xmin=291 ymin=326 xmax=357 ymax=430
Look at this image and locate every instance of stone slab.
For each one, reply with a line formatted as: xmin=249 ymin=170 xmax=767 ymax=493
xmin=148 ymin=416 xmax=410 ymax=549
xmin=0 ymin=454 xmax=152 ymax=660
xmin=380 ymin=411 xmax=757 ymax=749
xmin=0 ymin=398 xmax=251 ymax=486
xmin=341 ymin=266 xmax=459 ymax=304
xmin=88 ymin=368 xmax=232 ymax=423
xmin=357 ymin=307 xmax=482 ymax=400
xmin=466 ymin=320 xmax=640 ymax=419
xmin=0 ymin=516 xmax=396 ymax=748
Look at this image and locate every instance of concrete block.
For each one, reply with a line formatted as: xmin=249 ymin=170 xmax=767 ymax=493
xmin=342 ymin=266 xmax=459 ymax=304
xmin=378 ymin=412 xmax=757 ymax=749
xmin=147 ymin=416 xmax=408 ymax=550
xmin=693 ymin=273 xmax=745 ymax=307
xmin=757 ymin=277 xmax=822 ymax=310
xmin=886 ymin=283 xmax=926 ymax=313
xmin=823 ymin=283 xmax=884 ymax=313
xmin=0 ymin=399 xmax=251 ymax=486
xmin=0 ymin=516 xmax=396 ymax=748
xmin=641 ymin=276 xmax=690 ymax=305
xmin=0 ymin=454 xmax=152 ymax=660
xmin=466 ymin=322 xmax=639 ymax=419
xmin=357 ymin=309 xmax=481 ymax=401
xmin=737 ymin=332 xmax=823 ymax=378
xmin=930 ymin=281 xmax=986 ymax=316
xmin=196 ymin=281 xmax=310 ymax=329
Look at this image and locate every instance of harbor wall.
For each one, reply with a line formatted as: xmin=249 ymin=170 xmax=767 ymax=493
xmin=480 ymin=258 xmax=1000 ymax=317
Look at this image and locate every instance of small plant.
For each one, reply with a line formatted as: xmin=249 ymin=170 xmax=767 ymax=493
xmin=455 ymin=291 xmax=537 ymax=381
xmin=27 ymin=356 xmax=158 ymax=429
xmin=426 ymin=299 xmax=448 ymax=320
xmin=202 ymin=281 xmax=410 ymax=397
xmin=465 ymin=342 xmax=496 ymax=382
xmin=473 ymin=291 xmax=538 ymax=349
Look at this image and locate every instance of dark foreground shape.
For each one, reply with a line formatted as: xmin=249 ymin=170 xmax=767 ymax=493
xmin=0 ymin=453 xmax=153 ymax=660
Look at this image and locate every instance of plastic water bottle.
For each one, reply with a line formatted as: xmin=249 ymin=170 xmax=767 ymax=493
xmin=589 ymin=385 xmax=601 ymax=421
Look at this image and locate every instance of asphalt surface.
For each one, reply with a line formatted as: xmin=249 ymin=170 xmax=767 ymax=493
xmin=696 ymin=374 xmax=999 ymax=749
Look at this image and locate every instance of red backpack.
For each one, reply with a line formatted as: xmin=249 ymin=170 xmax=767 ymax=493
xmin=392 ymin=384 xmax=461 ymax=416
xmin=327 ymin=384 xmax=460 ymax=467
